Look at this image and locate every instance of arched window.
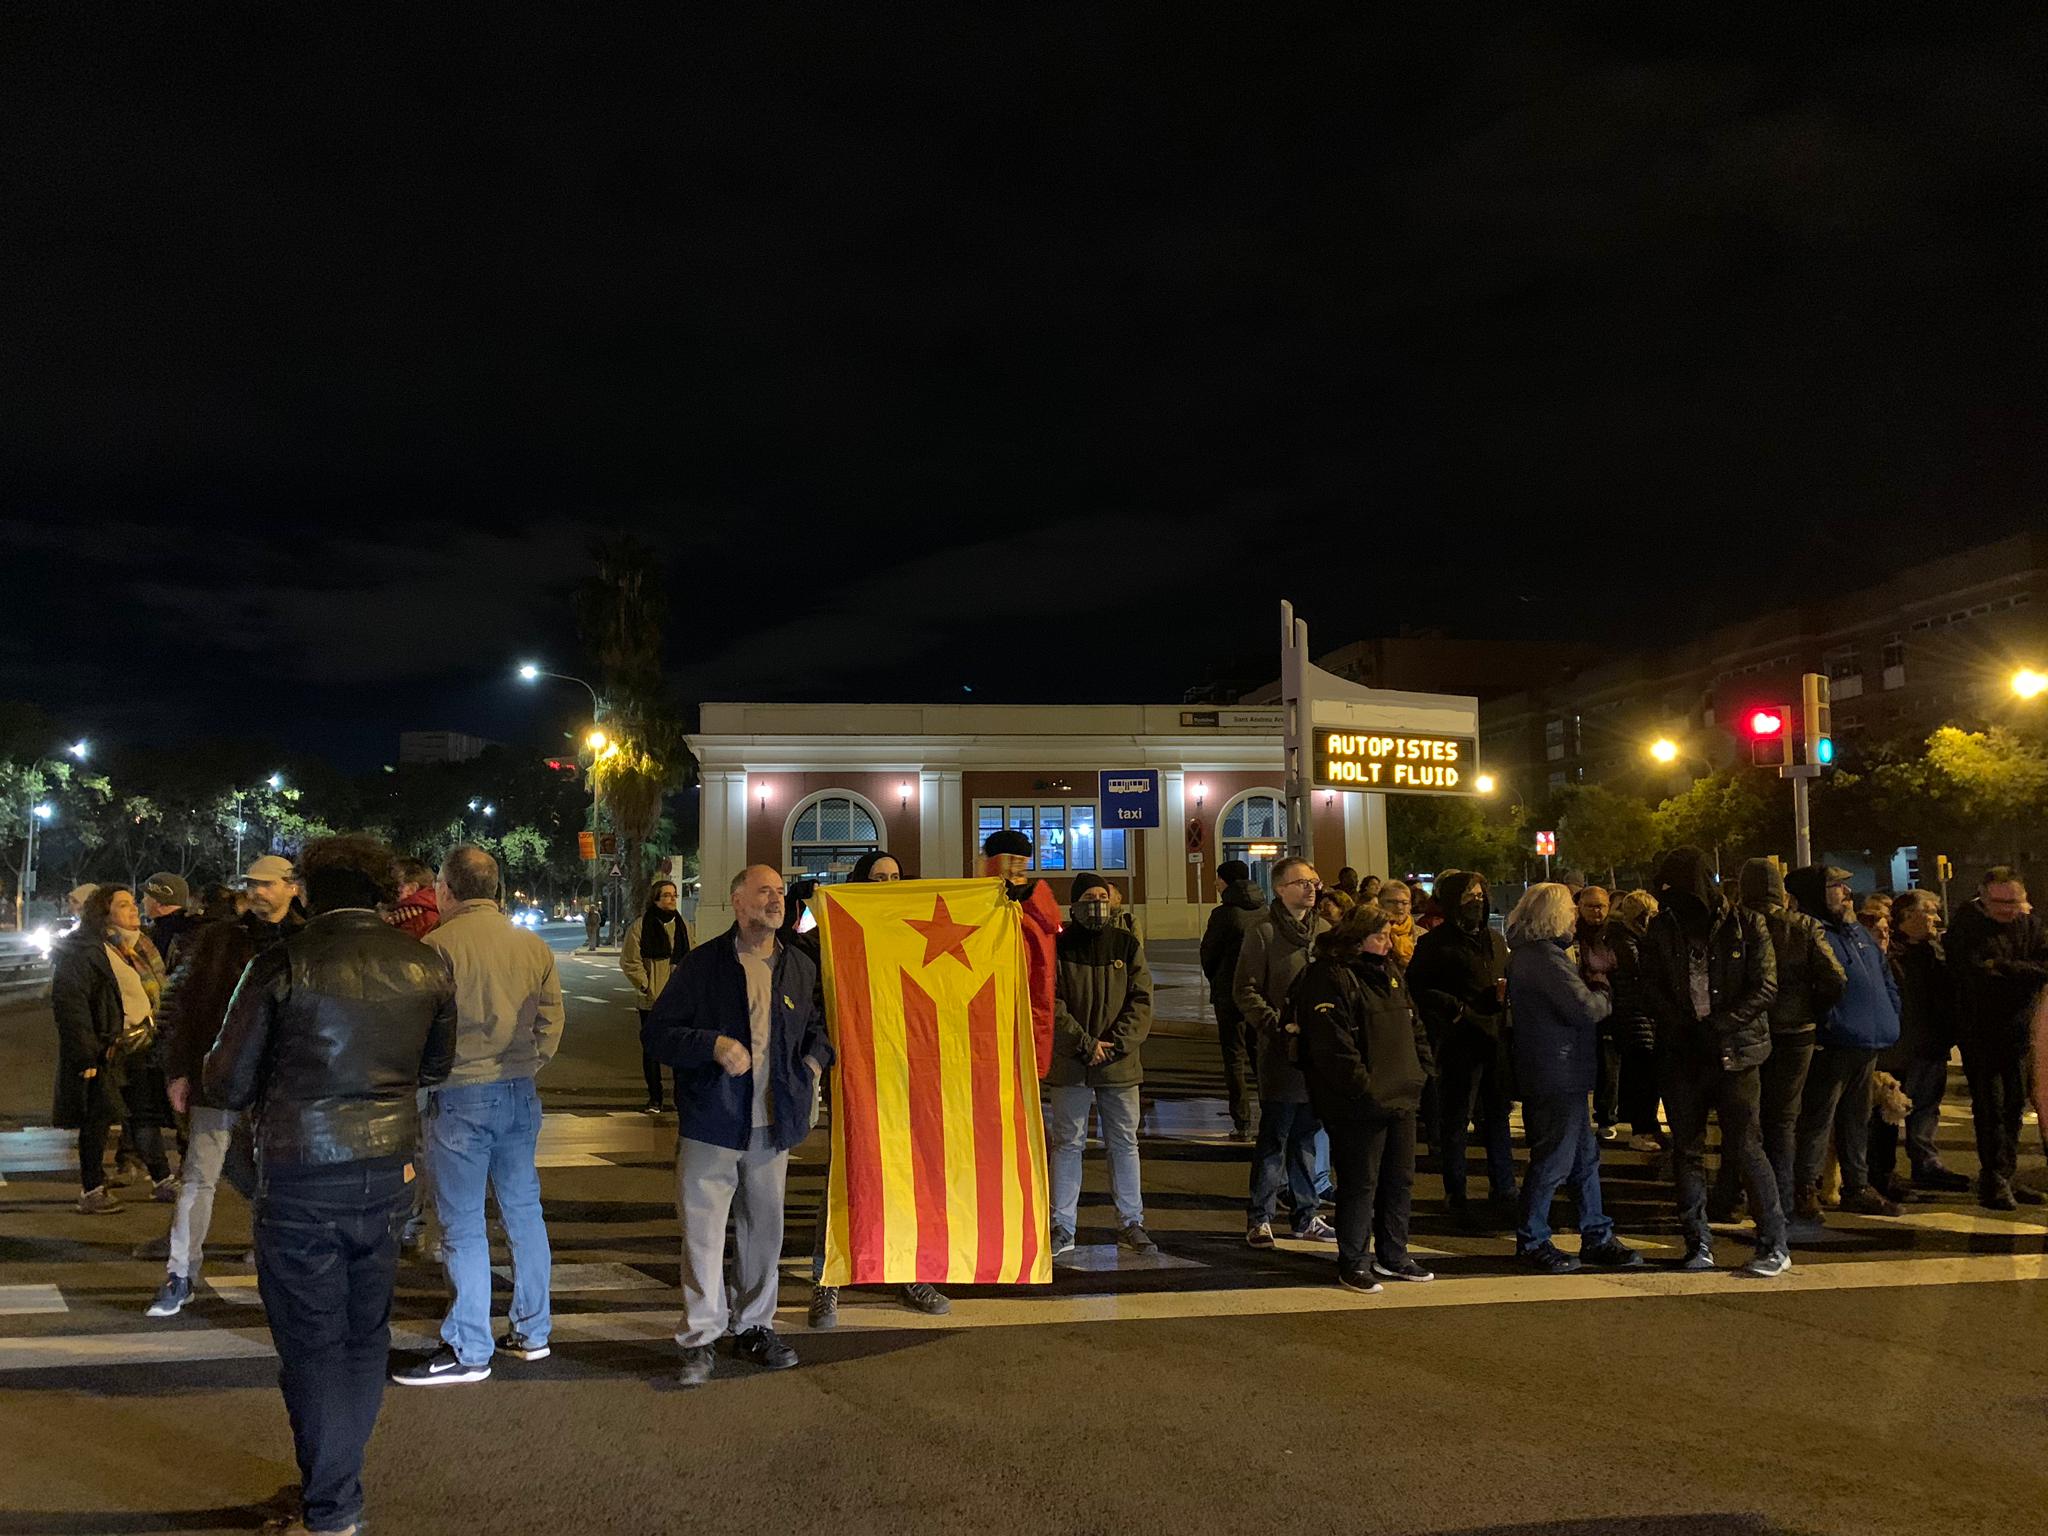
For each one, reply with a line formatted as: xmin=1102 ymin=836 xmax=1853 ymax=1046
xmin=785 ymin=791 xmax=883 ymax=884
xmin=1219 ymin=789 xmax=1288 ymax=896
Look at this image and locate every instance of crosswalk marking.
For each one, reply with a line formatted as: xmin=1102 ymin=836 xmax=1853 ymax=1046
xmin=5 ymin=1250 xmax=2044 ymax=1373
xmin=0 ymin=1283 xmax=66 ymax=1316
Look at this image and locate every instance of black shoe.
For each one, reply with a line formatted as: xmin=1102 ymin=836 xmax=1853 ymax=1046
xmin=1980 ymin=1183 xmax=2019 ymax=1212
xmin=1580 ymin=1238 xmax=1645 ymax=1269
xmin=1117 ymin=1222 xmax=1159 ymax=1256
xmin=1336 ymin=1264 xmax=1383 ymax=1295
xmin=898 ymin=1282 xmax=950 ymax=1316
xmin=808 ymin=1285 xmax=839 ymax=1330
xmin=1915 ymin=1165 xmax=1971 ymax=1193
xmin=496 ymin=1332 xmax=550 ymax=1361
xmin=677 ymin=1344 xmax=716 ymax=1387
xmin=1676 ymin=1243 xmax=1715 ymax=1272
xmin=1517 ymin=1241 xmax=1581 ymax=1275
xmin=2014 ymin=1185 xmax=2047 ymax=1207
xmin=1370 ymin=1255 xmax=1435 ymax=1283
xmin=732 ymin=1326 xmax=798 ymax=1371
xmin=1737 ymin=1247 xmax=1792 ymax=1278
xmin=390 ymin=1345 xmax=491 ymax=1386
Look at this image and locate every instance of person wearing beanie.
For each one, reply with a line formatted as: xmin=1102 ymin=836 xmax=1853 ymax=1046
xmin=1716 ymin=859 xmax=1845 ymax=1227
xmin=1045 ymin=870 xmax=1156 ymax=1257
xmin=982 ymin=828 xmax=1060 ymax=1079
xmin=142 ymin=872 xmax=204 ymax=972
xmin=1200 ymin=858 xmax=1266 ymax=1140
xmin=1788 ymin=865 xmax=1903 ymax=1225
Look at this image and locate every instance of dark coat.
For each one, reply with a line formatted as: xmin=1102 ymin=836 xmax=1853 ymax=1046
xmin=1232 ymin=899 xmax=1322 ymax=1104
xmin=204 ymin=910 xmax=457 ymax=1168
xmin=1297 ymin=952 xmax=1435 ymax=1119
xmin=147 ymin=908 xmax=207 ymax=974
xmin=159 ymin=909 xmax=304 ymax=1106
xmin=1640 ymin=848 xmax=1777 ymax=1070
xmin=1508 ymin=937 xmax=1613 ymax=1100
xmin=1885 ymin=939 xmax=1953 ymax=1070
xmin=1407 ymin=872 xmax=1510 ymax=1052
xmin=1199 ymin=880 xmax=1266 ymax=1022
xmin=643 ymin=925 xmax=835 ymax=1153
xmin=1736 ymin=859 xmax=1845 ymax=1035
xmin=1946 ymin=900 xmax=2048 ymax=1064
xmin=1047 ymin=923 xmax=1153 ymax=1087
xmin=1604 ymin=918 xmax=1657 ymax=1052
xmin=49 ymin=931 xmax=124 ymax=1130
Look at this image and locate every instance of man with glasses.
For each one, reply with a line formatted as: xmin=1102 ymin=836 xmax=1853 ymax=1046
xmin=646 ymin=864 xmax=834 ymax=1385
xmin=1234 ymin=857 xmax=1337 ymax=1248
xmin=1946 ymin=867 xmax=2048 ymax=1210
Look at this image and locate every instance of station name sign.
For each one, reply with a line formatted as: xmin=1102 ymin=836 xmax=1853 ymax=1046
xmin=1311 ymin=728 xmax=1479 ymax=795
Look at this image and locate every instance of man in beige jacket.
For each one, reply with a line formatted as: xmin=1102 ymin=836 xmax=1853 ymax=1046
xmin=391 ymin=845 xmax=566 ymax=1387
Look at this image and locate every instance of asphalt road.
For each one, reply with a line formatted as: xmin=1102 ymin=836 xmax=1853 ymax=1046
xmin=3 ymin=923 xmax=2046 ymax=1535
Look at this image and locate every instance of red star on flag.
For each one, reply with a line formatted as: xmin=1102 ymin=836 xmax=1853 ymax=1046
xmin=904 ymin=894 xmax=978 ymax=969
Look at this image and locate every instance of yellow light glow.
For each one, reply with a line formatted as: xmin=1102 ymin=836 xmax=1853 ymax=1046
xmin=1475 ymin=773 xmax=1497 ymax=794
xmin=2015 ymin=668 xmax=2048 ymax=701
xmin=586 ymin=730 xmax=608 ymax=751
xmin=1650 ymin=738 xmax=1679 ymax=764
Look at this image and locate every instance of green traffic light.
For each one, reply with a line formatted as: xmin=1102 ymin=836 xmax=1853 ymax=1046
xmin=1816 ymin=737 xmax=1835 ymax=766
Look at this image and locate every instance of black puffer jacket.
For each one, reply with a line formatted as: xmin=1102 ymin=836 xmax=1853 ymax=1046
xmin=1199 ymin=880 xmax=1266 ymax=1022
xmin=159 ymin=909 xmax=305 ymax=1104
xmin=1736 ymin=858 xmax=1845 ymax=1036
xmin=203 ymin=910 xmax=457 ymax=1168
xmin=1604 ymin=916 xmax=1657 ymax=1052
xmin=1299 ymin=949 xmax=1435 ymax=1118
xmin=1946 ymin=900 xmax=2048 ymax=1063
xmin=1885 ymin=938 xmax=1953 ymax=1070
xmin=1640 ymin=847 xmax=1777 ymax=1070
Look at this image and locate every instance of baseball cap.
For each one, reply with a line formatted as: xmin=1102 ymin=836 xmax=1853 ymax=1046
xmin=143 ymin=872 xmax=191 ymax=908
xmin=243 ymin=855 xmax=297 ymax=883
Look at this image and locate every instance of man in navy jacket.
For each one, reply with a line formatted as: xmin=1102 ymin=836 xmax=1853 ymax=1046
xmin=645 ymin=865 xmax=833 ymax=1386
xmin=1787 ymin=865 xmax=1902 ymax=1224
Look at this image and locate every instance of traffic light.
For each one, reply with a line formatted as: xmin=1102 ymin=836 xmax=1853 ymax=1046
xmin=1800 ymin=672 xmax=1833 ymax=767
xmin=1744 ymin=705 xmax=1790 ymax=767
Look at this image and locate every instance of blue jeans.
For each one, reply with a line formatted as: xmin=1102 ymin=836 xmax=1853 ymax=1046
xmin=255 ymin=1155 xmax=410 ymax=1534
xmin=1047 ymin=1083 xmax=1143 ymax=1232
xmin=1247 ymin=1100 xmax=1322 ymax=1231
xmin=1517 ymin=1093 xmax=1612 ymax=1252
xmin=427 ymin=1077 xmax=551 ymax=1366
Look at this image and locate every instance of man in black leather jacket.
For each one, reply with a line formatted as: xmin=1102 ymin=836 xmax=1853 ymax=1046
xmin=1639 ymin=846 xmax=1784 ymax=1275
xmin=205 ymin=835 xmax=456 ymax=1536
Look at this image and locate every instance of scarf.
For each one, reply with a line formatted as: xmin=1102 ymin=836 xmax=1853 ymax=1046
xmin=639 ymin=909 xmax=681 ymax=962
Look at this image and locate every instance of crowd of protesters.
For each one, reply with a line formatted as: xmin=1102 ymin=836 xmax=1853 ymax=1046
xmin=37 ymin=823 xmax=2048 ymax=1534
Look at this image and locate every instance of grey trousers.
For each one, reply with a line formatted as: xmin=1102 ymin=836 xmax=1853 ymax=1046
xmin=166 ymin=1107 xmax=238 ymax=1280
xmin=675 ymin=1127 xmax=789 ymax=1348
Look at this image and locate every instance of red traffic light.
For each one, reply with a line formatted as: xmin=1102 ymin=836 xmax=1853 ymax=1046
xmin=1746 ymin=708 xmax=1785 ymax=738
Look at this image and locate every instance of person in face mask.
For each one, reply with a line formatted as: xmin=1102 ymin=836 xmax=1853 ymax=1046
xmin=1506 ymin=884 xmax=1645 ymax=1274
xmin=1296 ymin=905 xmax=1438 ymax=1292
xmin=1407 ymin=871 xmax=1517 ymax=1226
xmin=1045 ymin=873 xmax=1156 ymax=1258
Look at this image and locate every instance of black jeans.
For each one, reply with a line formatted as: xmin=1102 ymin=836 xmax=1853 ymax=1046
xmin=1324 ymin=1104 xmax=1414 ymax=1270
xmin=1665 ymin=1056 xmax=1784 ymax=1251
xmin=637 ymin=1010 xmax=675 ymax=1109
xmin=1715 ymin=1033 xmax=1811 ymax=1216
xmin=77 ymin=1089 xmax=115 ymax=1193
xmin=1870 ymin=1055 xmax=1947 ymax=1190
xmin=1594 ymin=1034 xmax=1622 ymax=1128
xmin=255 ymin=1155 xmax=411 ymax=1534
xmin=1619 ymin=1040 xmax=1661 ymax=1135
xmin=1213 ymin=1005 xmax=1257 ymax=1134
xmin=1795 ymin=1045 xmax=1877 ymax=1194
xmin=1436 ymin=1026 xmax=1517 ymax=1203
xmin=1962 ymin=1045 xmax=2026 ymax=1193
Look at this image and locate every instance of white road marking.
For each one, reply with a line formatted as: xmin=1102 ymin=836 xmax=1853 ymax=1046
xmin=0 ymin=1283 xmax=65 ymax=1316
xmin=8 ymin=1251 xmax=2045 ymax=1372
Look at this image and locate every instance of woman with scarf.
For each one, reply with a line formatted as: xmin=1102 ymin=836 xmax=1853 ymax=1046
xmin=51 ymin=886 xmax=172 ymax=1211
xmin=1296 ymin=905 xmax=1437 ymax=1293
xmin=621 ymin=879 xmax=692 ymax=1115
xmin=808 ymin=850 xmax=953 ymax=1326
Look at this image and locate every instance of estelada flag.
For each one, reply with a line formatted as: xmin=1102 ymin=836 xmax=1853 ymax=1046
xmin=813 ymin=877 xmax=1051 ymax=1286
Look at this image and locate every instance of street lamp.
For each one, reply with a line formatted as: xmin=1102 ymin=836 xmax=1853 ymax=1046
xmin=233 ymin=774 xmax=286 ymax=875
xmin=1649 ymin=738 xmax=1679 ymax=765
xmin=517 ymin=662 xmax=602 ymax=715
xmin=1475 ymin=773 xmax=1497 ymax=795
xmin=2015 ymin=667 xmax=2047 ymax=701
xmin=68 ymin=741 xmax=89 ymax=760
xmin=17 ymin=802 xmax=54 ymax=930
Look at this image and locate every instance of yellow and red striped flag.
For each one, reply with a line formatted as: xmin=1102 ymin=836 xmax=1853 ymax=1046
xmin=813 ymin=877 xmax=1051 ymax=1287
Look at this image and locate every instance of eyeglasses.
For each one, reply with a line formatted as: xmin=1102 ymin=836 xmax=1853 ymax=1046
xmin=1278 ymin=877 xmax=1320 ymax=892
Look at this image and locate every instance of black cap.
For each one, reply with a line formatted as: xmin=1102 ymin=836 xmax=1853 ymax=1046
xmin=982 ymin=828 xmax=1032 ymax=859
xmin=1070 ymin=872 xmax=1111 ymax=904
xmin=1217 ymin=859 xmax=1250 ymax=885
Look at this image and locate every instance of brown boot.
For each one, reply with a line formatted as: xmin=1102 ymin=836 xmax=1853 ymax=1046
xmin=1793 ymin=1184 xmax=1823 ymax=1223
xmin=1839 ymin=1186 xmax=1901 ymax=1217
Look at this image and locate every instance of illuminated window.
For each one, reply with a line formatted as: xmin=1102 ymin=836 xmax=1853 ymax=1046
xmin=974 ymin=801 xmax=1125 ymax=872
xmin=1219 ymin=791 xmax=1287 ymax=895
xmin=788 ymin=793 xmax=882 ymax=884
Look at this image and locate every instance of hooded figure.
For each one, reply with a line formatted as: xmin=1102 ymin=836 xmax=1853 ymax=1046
xmin=1407 ymin=871 xmax=1517 ymax=1214
xmin=1640 ymin=847 xmax=1785 ymax=1272
xmin=1199 ymin=859 xmax=1266 ymax=1139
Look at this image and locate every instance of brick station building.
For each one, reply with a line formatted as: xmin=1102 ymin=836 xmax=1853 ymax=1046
xmin=688 ymin=701 xmax=1399 ymax=940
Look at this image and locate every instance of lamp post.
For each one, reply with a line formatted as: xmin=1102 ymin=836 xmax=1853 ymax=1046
xmin=16 ymin=802 xmax=53 ymax=929
xmin=520 ymin=664 xmax=610 ymax=933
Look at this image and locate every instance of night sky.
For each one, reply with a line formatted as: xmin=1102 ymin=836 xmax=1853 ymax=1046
xmin=6 ymin=10 xmax=2043 ymax=767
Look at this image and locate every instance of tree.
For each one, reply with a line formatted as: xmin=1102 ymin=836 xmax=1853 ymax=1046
xmin=1554 ymin=784 xmax=1657 ymax=887
xmin=1652 ymin=769 xmax=1781 ymax=874
xmin=1821 ymin=726 xmax=2048 ymax=867
xmin=578 ymin=536 xmax=695 ymax=907
xmin=1387 ymin=795 xmax=1526 ymax=885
